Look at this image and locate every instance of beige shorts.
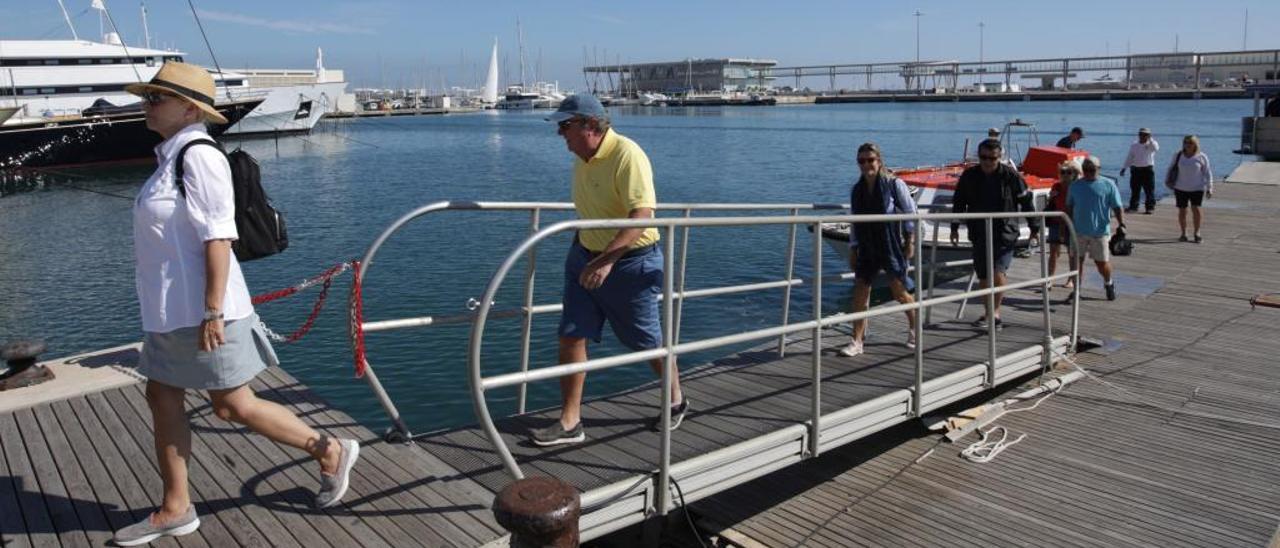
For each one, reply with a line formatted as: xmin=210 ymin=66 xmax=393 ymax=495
xmin=1077 ymin=234 xmax=1111 ymax=262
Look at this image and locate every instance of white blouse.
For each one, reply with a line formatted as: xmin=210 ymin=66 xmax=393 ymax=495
xmin=133 ymin=123 xmax=253 ymax=333
xmin=1171 ymin=151 xmax=1213 ymax=193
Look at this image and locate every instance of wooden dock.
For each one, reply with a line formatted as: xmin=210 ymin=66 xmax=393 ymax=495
xmin=693 ymin=179 xmax=1280 ymax=547
xmin=5 ymin=177 xmax=1276 ymax=547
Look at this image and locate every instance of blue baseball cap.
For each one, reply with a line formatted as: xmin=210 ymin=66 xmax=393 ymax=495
xmin=546 ymin=94 xmax=606 ymax=123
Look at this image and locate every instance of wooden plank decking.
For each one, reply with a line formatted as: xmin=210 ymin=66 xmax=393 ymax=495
xmin=693 ymin=181 xmax=1280 ymax=547
xmin=15 ymin=179 xmax=1269 ymax=546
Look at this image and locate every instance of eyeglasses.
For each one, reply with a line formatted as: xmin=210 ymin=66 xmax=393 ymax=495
xmin=856 ymin=157 xmax=878 ymax=165
xmin=141 ymin=91 xmax=177 ymax=105
xmin=557 ymin=118 xmax=581 ymax=131
xmin=978 ymin=154 xmax=1000 ymax=161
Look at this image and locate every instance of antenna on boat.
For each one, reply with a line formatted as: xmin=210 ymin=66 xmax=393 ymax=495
xmin=185 ymin=0 xmax=232 ymax=101
xmin=55 ymin=0 xmax=79 ymax=40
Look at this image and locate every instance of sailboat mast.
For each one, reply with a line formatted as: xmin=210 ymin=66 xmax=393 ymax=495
xmin=140 ymin=2 xmax=151 ymax=48
xmin=517 ymin=18 xmax=527 ymax=87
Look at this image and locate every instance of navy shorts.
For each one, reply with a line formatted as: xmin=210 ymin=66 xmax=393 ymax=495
xmin=559 ymin=241 xmax=664 ymax=351
xmin=1047 ymin=224 xmax=1072 ymax=245
xmin=971 ymin=245 xmax=1014 ymax=277
xmin=854 ymin=253 xmax=913 ymax=290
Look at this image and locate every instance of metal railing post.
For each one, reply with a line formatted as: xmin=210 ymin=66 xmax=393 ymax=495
xmin=985 ymin=218 xmax=997 ymax=387
xmin=1038 ymin=219 xmax=1053 ymax=377
xmin=517 ymin=208 xmax=540 ymax=414
xmin=809 ymin=221 xmax=823 ymax=457
xmin=777 ymin=208 xmax=801 ymax=356
xmin=912 ymin=220 xmax=925 ymax=417
xmin=1070 ymin=222 xmax=1082 ymax=351
xmin=672 ymin=209 xmax=693 ymax=347
xmin=956 ymin=272 xmax=976 ymax=320
xmin=656 ymin=225 xmax=676 ymax=517
xmin=925 ymin=220 xmax=940 ymax=326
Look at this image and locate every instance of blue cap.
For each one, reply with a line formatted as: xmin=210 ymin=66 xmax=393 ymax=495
xmin=546 ymin=94 xmax=606 ymax=123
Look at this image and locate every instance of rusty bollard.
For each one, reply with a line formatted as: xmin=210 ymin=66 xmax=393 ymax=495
xmin=0 ymin=339 xmax=54 ymax=391
xmin=493 ymin=476 xmax=580 ymax=547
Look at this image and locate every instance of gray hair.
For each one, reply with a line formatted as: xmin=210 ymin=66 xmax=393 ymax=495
xmin=583 ymin=115 xmax=612 ymax=133
xmin=1081 ymin=155 xmax=1101 ymax=171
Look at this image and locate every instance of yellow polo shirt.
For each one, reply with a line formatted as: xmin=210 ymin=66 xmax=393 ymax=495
xmin=572 ymin=128 xmax=659 ymax=252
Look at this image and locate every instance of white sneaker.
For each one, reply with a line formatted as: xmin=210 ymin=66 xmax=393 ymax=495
xmin=837 ymin=340 xmax=864 ymax=357
xmin=906 ymin=330 xmax=917 ymax=350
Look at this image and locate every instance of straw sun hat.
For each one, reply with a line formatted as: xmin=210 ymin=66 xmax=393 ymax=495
xmin=125 ymin=61 xmax=227 ymax=124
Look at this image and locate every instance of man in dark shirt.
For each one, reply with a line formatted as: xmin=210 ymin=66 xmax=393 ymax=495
xmin=1056 ymin=127 xmax=1084 ymax=149
xmin=950 ymin=139 xmax=1041 ymax=329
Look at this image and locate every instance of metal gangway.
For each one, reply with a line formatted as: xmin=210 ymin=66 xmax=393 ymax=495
xmin=347 ymin=201 xmax=1080 ymax=541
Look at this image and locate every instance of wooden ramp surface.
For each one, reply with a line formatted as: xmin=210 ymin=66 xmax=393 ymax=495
xmin=694 ymin=182 xmax=1280 ymax=547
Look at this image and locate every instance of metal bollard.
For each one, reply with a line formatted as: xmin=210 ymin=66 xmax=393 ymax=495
xmin=492 ymin=476 xmax=580 ymax=548
xmin=0 ymin=339 xmax=54 ymax=391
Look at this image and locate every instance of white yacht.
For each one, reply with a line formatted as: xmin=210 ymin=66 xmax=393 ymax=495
xmin=0 ymin=38 xmax=346 ymax=135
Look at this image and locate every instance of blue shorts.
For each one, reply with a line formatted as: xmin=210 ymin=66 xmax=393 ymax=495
xmin=971 ymin=245 xmax=1014 ymax=277
xmin=559 ymin=241 xmax=664 ymax=351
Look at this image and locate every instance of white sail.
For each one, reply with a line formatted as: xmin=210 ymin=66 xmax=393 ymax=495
xmin=482 ymin=38 xmax=499 ymax=104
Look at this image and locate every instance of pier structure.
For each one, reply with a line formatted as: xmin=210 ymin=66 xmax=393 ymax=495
xmin=767 ymin=48 xmax=1280 ymax=94
xmin=4 ymin=176 xmax=1280 ymax=545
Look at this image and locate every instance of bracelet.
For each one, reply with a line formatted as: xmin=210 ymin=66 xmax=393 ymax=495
xmin=203 ymin=309 xmax=224 ymax=322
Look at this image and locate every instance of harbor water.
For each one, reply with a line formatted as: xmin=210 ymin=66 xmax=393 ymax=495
xmin=0 ymin=99 xmax=1249 ymax=434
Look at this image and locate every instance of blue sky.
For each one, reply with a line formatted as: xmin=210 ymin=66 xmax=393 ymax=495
xmin=5 ymin=0 xmax=1279 ymax=90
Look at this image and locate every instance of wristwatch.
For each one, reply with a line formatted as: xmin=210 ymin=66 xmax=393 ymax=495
xmin=203 ymin=309 xmax=224 ymax=322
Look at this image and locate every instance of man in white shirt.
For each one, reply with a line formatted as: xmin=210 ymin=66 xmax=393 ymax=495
xmin=1119 ymin=128 xmax=1159 ymax=214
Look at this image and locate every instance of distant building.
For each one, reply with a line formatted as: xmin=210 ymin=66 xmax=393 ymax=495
xmin=583 ymin=58 xmax=777 ymax=94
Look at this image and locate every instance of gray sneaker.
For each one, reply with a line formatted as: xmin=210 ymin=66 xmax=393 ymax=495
xmin=113 ymin=506 xmax=200 ymax=546
xmin=315 ymin=438 xmax=360 ymax=508
xmin=530 ymin=421 xmax=585 ymax=446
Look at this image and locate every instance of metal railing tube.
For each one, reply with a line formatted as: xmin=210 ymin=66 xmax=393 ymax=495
xmin=777 ymin=207 xmax=801 ymax=356
xmin=468 ymin=221 xmax=586 ymax=480
xmin=517 ymin=208 xmax=541 ymax=414
xmin=809 ymin=221 xmax=822 ymax=458
xmin=925 ymin=220 xmax=941 ymax=326
xmin=657 ymin=225 xmax=676 ymax=517
xmin=479 ymin=272 xmax=1078 ymax=392
xmin=912 ymin=220 xmax=925 ymax=417
xmin=985 ymin=218 xmax=997 ymax=388
xmin=1038 ymin=222 xmax=1053 ymax=377
xmin=672 ymin=209 xmax=693 ymax=347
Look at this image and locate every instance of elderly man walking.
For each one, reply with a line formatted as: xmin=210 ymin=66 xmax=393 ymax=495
xmin=530 ymin=94 xmax=686 ymax=447
xmin=1066 ymin=156 xmax=1126 ymax=302
xmin=1120 ymin=128 xmax=1160 ymax=214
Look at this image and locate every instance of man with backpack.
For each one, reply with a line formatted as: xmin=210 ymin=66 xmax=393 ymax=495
xmin=950 ymin=139 xmax=1041 ymax=329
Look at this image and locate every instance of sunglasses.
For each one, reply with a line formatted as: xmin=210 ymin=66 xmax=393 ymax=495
xmin=856 ymin=157 xmax=878 ymax=165
xmin=557 ymin=118 xmax=582 ymax=131
xmin=141 ymin=91 xmax=177 ymax=105
xmin=1059 ymin=169 xmax=1074 ymax=174
xmin=978 ymin=154 xmax=1000 ymax=161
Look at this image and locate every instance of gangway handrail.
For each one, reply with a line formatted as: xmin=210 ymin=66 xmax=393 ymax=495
xmin=350 ymin=200 xmax=860 ymax=438
xmin=465 ymin=210 xmax=1079 ymax=516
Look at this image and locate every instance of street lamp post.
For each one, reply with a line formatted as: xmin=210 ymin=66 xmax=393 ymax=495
xmin=914 ymin=10 xmax=924 ymax=63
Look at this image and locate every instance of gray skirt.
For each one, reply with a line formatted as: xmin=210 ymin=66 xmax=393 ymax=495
xmin=138 ymin=313 xmax=278 ymax=390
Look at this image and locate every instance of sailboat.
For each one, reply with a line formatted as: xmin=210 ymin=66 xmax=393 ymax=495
xmin=481 ymin=38 xmax=499 ymax=107
xmin=496 ymin=19 xmax=565 ymax=109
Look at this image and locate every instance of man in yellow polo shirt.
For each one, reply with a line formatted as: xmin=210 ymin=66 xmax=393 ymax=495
xmin=530 ymin=94 xmax=687 ymax=446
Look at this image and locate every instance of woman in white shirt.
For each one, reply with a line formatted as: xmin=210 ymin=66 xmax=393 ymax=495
xmin=114 ymin=62 xmax=358 ymax=547
xmin=1165 ymin=134 xmax=1213 ymax=243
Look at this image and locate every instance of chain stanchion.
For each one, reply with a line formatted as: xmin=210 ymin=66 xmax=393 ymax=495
xmin=250 ymin=261 xmax=356 ymax=345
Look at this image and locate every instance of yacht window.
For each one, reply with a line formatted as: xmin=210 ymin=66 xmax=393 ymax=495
xmin=40 ymin=88 xmax=56 ymax=94
xmin=100 ymin=59 xmax=115 ymax=64
xmin=21 ymin=89 xmax=37 ymax=95
xmin=146 ymin=57 xmax=156 ymax=67
xmin=79 ymin=87 xmax=94 ymax=92
xmin=79 ymin=59 xmax=93 ymax=64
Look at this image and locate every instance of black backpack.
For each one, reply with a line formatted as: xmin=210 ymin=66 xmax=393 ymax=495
xmin=1110 ymin=225 xmax=1134 ymax=256
xmin=174 ymin=139 xmax=288 ymax=261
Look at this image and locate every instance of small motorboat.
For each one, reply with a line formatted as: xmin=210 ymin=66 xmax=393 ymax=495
xmin=820 ymin=119 xmax=1090 ymax=268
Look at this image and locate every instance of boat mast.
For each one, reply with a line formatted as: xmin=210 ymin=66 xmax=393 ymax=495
xmin=517 ymin=18 xmax=527 ymax=87
xmin=141 ymin=2 xmax=151 ymax=49
xmin=55 ymin=0 xmax=79 ymax=40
